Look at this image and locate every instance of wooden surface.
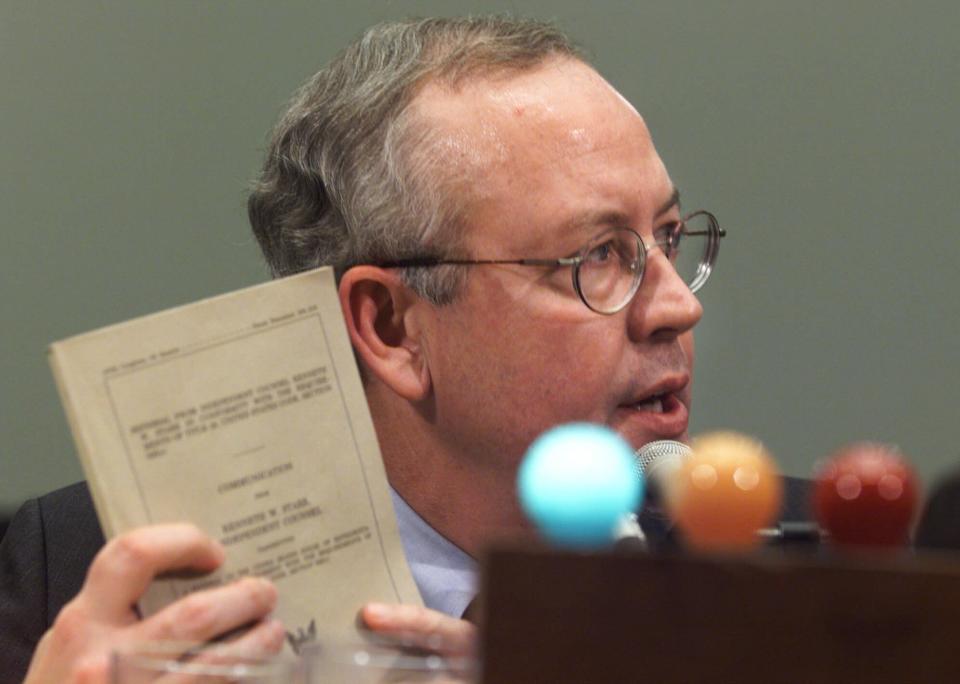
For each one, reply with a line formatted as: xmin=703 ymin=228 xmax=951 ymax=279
xmin=479 ymin=546 xmax=960 ymax=683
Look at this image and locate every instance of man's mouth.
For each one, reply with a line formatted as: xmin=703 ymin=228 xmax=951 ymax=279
xmin=616 ymin=379 xmax=690 ymax=441
xmin=632 ymin=394 xmax=666 ymax=413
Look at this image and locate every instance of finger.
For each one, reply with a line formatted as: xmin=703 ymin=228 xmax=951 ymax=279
xmin=218 ymin=617 xmax=287 ymax=658
xmin=136 ymin=576 xmax=277 ymax=644
xmin=360 ymin=603 xmax=477 ymax=657
xmin=148 ymin=619 xmax=287 ymax=684
xmin=81 ymin=524 xmax=224 ymax=621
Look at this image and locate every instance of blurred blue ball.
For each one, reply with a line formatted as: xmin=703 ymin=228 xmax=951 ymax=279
xmin=518 ymin=423 xmax=643 ymax=549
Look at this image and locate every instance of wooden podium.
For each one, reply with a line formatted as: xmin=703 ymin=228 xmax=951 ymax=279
xmin=479 ymin=546 xmax=960 ymax=683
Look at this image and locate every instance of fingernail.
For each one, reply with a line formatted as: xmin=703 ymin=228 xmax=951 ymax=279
xmin=365 ymin=602 xmax=389 ymax=619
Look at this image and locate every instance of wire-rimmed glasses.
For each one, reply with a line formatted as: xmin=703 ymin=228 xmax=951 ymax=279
xmin=374 ymin=210 xmax=724 ymax=314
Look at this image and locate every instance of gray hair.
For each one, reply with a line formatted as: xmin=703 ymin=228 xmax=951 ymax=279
xmin=247 ymin=16 xmax=582 ymax=304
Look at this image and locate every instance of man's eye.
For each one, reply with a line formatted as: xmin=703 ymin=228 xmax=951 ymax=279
xmin=584 ymin=240 xmax=616 ymax=264
xmin=655 ymin=222 xmax=682 ymax=259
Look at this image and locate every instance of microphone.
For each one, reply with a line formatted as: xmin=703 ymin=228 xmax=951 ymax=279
xmin=612 ymin=440 xmax=692 ymax=551
xmin=634 ymin=439 xmax=692 ymax=516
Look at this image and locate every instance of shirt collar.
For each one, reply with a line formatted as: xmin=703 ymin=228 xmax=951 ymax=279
xmin=390 ymin=488 xmax=477 ymax=618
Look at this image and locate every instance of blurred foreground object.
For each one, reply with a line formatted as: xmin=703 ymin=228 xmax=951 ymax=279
xmin=112 ymin=642 xmax=301 ymax=683
xmin=518 ymin=423 xmax=642 ymax=549
xmin=302 ymin=632 xmax=476 ymax=683
xmin=480 ymin=546 xmax=960 ymax=683
xmin=667 ymin=431 xmax=782 ymax=550
xmin=813 ymin=443 xmax=919 ymax=548
xmin=915 ymin=466 xmax=960 ymax=550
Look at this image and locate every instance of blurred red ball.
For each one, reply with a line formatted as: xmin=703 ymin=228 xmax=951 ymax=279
xmin=813 ymin=443 xmax=919 ymax=548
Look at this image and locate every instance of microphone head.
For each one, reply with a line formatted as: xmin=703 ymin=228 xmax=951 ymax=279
xmin=635 ymin=439 xmax=692 ymax=512
xmin=635 ymin=439 xmax=692 ymax=478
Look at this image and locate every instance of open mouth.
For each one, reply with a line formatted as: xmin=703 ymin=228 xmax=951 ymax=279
xmin=617 ymin=390 xmax=689 ymax=440
xmin=631 ymin=391 xmax=686 ymax=415
xmin=633 ymin=394 xmax=667 ymax=413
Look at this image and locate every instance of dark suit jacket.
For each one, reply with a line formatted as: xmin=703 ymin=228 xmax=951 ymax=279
xmin=0 ymin=482 xmax=104 ymax=682
xmin=0 ymin=476 xmax=814 ymax=683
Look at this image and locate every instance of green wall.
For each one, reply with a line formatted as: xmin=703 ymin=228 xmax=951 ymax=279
xmin=3 ymin=1 xmax=959 ymax=510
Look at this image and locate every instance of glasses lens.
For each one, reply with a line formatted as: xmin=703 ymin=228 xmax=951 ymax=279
xmin=575 ymin=228 xmax=643 ymax=313
xmin=671 ymin=212 xmax=719 ymax=294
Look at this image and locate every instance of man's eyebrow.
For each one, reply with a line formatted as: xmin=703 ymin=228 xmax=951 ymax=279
xmin=655 ymin=186 xmax=681 ymax=218
xmin=557 ymin=186 xmax=683 ymax=238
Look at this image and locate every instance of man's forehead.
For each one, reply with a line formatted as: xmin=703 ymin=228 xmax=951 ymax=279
xmin=412 ymin=57 xmax=653 ymax=171
xmin=410 ymin=57 xmax=671 ymax=253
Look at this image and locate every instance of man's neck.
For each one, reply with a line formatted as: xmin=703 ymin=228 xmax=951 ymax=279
xmin=367 ymin=385 xmax=531 ymax=558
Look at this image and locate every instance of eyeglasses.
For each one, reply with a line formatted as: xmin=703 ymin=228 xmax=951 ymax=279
xmin=374 ymin=210 xmax=724 ymax=314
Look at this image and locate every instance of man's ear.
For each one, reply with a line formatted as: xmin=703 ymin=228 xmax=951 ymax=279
xmin=338 ymin=266 xmax=432 ymax=401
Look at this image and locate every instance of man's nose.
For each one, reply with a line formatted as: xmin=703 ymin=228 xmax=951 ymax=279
xmin=625 ymin=249 xmax=703 ymax=342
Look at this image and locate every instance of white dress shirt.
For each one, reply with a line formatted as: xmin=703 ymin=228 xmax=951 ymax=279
xmin=390 ymin=488 xmax=477 ymax=618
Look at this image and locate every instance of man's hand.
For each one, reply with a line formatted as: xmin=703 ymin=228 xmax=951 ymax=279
xmin=359 ymin=602 xmax=477 ymax=658
xmin=23 ymin=524 xmax=285 ymax=684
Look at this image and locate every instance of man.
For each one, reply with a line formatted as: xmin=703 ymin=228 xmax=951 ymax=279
xmin=1 ymin=16 xmax=718 ymax=682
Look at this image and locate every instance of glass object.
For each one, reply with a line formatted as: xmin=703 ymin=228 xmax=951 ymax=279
xmin=301 ymin=633 xmax=477 ymax=683
xmin=111 ymin=642 xmax=302 ymax=683
xmin=371 ymin=210 xmax=724 ymax=314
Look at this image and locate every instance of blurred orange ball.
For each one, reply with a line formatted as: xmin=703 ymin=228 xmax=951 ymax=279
xmin=668 ymin=431 xmax=783 ymax=550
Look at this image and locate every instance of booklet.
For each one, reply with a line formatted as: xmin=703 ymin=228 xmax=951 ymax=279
xmin=48 ymin=267 xmax=421 ymax=651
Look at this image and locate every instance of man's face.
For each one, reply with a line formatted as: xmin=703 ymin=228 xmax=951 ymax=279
xmin=414 ymin=58 xmax=703 ymax=479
